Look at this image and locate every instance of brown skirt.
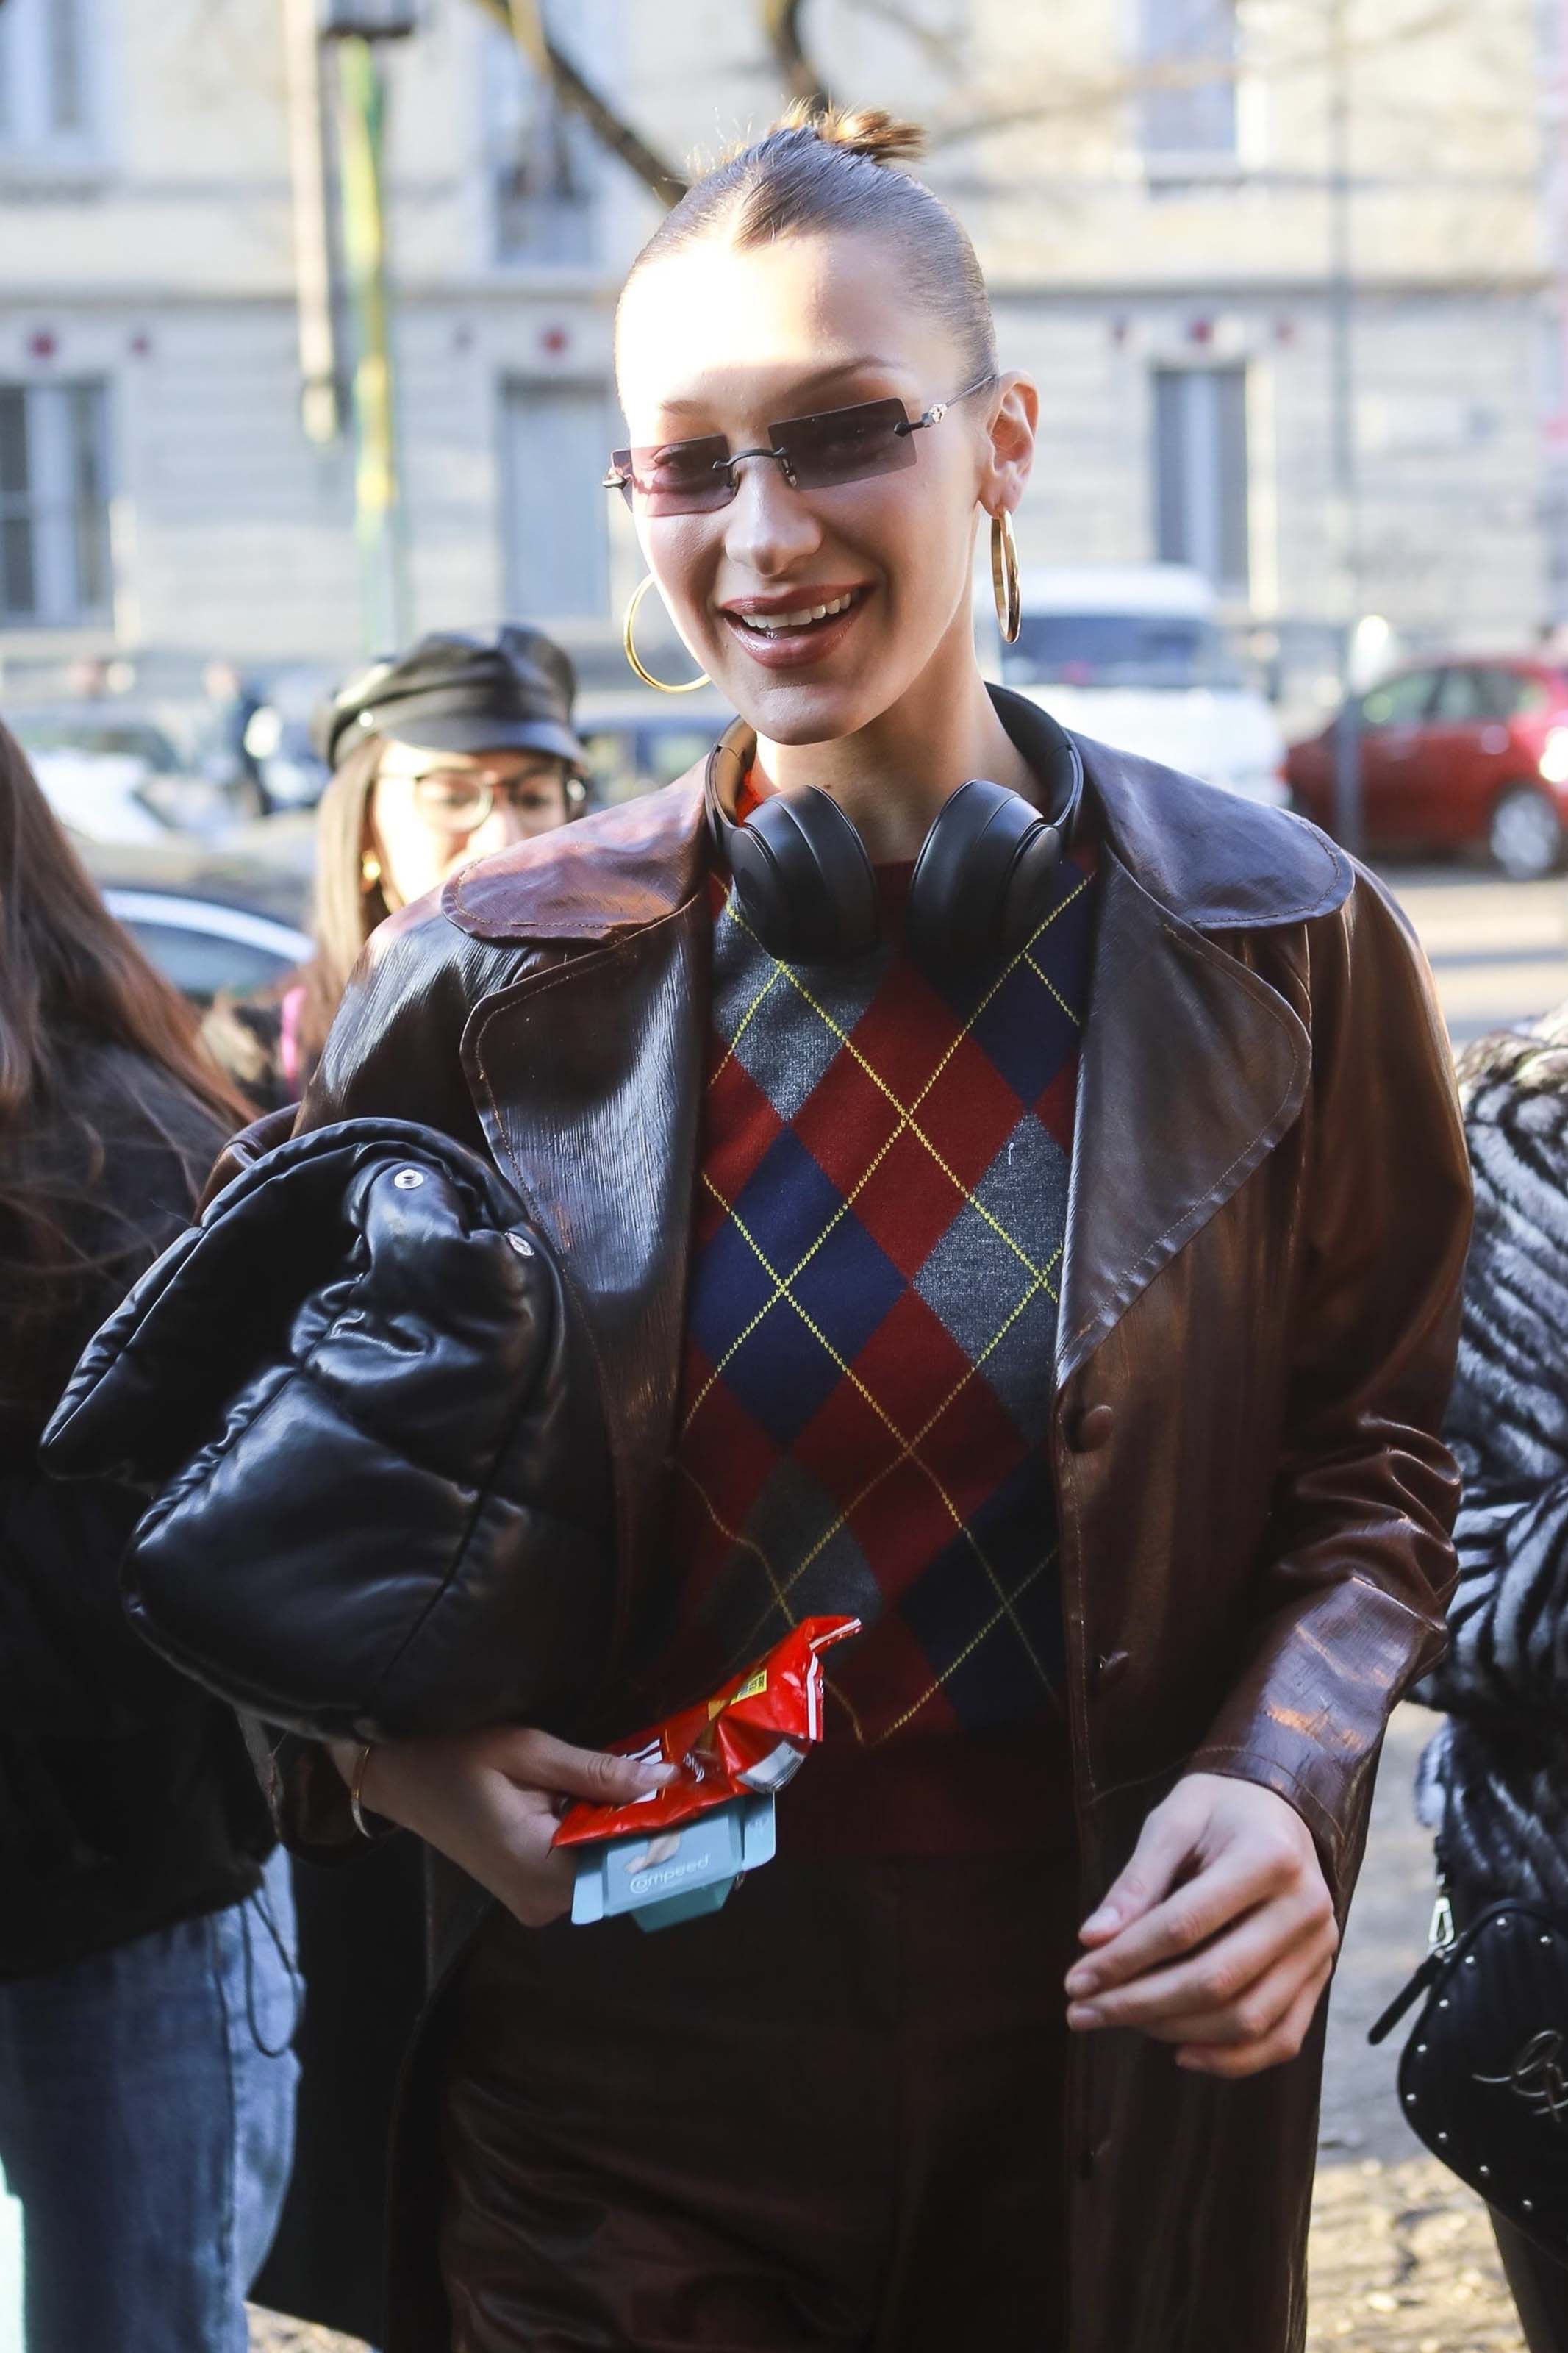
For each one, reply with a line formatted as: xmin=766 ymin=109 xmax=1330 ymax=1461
xmin=434 ymin=1848 xmax=1080 ymax=2352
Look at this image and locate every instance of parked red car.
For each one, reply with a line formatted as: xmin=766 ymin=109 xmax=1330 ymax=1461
xmin=1286 ymin=656 xmax=1568 ymax=879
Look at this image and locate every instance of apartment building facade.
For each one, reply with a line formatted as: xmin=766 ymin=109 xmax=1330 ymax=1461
xmin=0 ymin=0 xmax=1552 ymax=710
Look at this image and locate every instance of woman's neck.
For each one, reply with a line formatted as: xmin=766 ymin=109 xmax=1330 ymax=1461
xmin=751 ymin=632 xmax=1037 ymax=866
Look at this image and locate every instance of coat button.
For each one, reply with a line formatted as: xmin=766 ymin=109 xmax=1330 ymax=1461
xmin=1094 ymin=1649 xmax=1131 ymax=1692
xmin=1070 ymin=1404 xmax=1115 ymax=1453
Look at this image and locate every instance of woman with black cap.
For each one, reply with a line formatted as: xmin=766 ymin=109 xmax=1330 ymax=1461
xmin=205 ymin=624 xmax=587 ymax=1115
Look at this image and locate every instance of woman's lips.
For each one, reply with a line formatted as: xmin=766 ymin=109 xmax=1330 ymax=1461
xmin=717 ymin=586 xmax=871 ymax=672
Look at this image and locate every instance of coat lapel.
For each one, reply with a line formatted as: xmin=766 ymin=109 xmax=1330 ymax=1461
xmin=1056 ymin=837 xmax=1316 ymax=1390
xmin=451 ymin=787 xmax=712 ymax=1638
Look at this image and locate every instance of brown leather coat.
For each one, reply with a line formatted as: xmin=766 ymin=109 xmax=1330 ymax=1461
xmin=296 ymin=697 xmax=1471 ymax=2353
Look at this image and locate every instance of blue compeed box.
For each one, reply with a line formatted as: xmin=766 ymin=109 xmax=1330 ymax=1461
xmin=570 ymin=1793 xmax=778 ymax=1932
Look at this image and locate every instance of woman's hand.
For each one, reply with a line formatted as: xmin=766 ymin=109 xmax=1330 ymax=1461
xmin=329 ymin=1727 xmax=673 ymax=1929
xmin=1062 ymin=1772 xmax=1339 ymax=2077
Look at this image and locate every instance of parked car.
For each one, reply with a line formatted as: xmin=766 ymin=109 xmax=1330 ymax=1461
xmin=574 ymin=688 xmax=734 ymax=805
xmin=78 ymin=819 xmax=314 ymax=1007
xmin=10 ymin=705 xmax=239 ymax=842
xmin=1286 ymin=657 xmax=1568 ymax=879
xmin=998 ymin=564 xmax=1288 ymax=806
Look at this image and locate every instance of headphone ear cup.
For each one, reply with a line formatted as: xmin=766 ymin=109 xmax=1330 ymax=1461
xmin=725 ymin=788 xmax=881 ymax=962
xmin=906 ymin=779 xmax=1064 ymax=969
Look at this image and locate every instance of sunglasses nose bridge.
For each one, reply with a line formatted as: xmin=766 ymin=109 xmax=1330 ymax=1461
xmin=723 ymin=444 xmax=795 ymax=493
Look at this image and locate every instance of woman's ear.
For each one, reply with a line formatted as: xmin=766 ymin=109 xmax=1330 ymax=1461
xmin=982 ymin=369 xmax=1039 ymax=518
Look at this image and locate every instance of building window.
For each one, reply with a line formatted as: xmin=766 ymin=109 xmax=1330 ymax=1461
xmin=1140 ymin=0 xmax=1237 ymax=165
xmin=501 ymin=379 xmax=609 ymax=619
xmin=0 ymin=0 xmax=96 ymax=159
xmin=488 ymin=35 xmax=599 ymax=267
xmin=1153 ymin=366 xmax=1250 ymax=598
xmin=0 ymin=384 xmax=112 ymax=626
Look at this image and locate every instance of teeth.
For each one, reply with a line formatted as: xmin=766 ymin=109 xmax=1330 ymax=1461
xmin=738 ymin=591 xmax=855 ymax=634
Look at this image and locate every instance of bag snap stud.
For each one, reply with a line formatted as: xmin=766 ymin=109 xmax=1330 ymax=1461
xmin=1465 ymin=1954 xmax=1477 ymax=1965
xmin=1480 ymin=2165 xmax=1491 ymax=2179
xmin=1417 ymin=2043 xmax=1428 ymax=2055
xmin=1439 ymin=1999 xmax=1450 ymax=2010
xmin=506 ymin=1232 xmax=535 ymax=1258
xmin=1524 ymin=2200 xmax=1535 ymax=2213
xmin=393 ymin=1168 xmax=425 ymax=1190
xmin=1406 ymin=2093 xmax=1417 ymax=2107
xmin=1437 ymin=2131 xmax=1448 ymax=2144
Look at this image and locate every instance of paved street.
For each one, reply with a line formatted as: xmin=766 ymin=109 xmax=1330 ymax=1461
xmin=1391 ymin=862 xmax=1568 ymax=1047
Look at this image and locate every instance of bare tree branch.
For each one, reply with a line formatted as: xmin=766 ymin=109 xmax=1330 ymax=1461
xmin=470 ymin=0 xmax=687 ymax=207
xmin=843 ymin=0 xmax=969 ymax=82
xmin=920 ymin=0 xmax=1478 ymax=151
xmin=759 ymin=0 xmax=838 ymax=110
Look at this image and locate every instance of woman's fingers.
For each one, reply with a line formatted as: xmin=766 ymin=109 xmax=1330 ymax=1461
xmin=1175 ymin=1958 xmax=1336 ymax=2078
xmin=1077 ymin=1789 xmax=1202 ymax=1946
xmin=1092 ymin=1931 xmax=1333 ymax=2048
xmin=1068 ymin=1846 xmax=1298 ymax=1999
xmin=494 ymin=1727 xmax=674 ymax=1810
xmin=1067 ymin=1888 xmax=1336 ymax=2035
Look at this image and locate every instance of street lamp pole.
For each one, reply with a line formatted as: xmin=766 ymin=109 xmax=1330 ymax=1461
xmin=320 ymin=1 xmax=419 ymax=653
xmin=1328 ymin=0 xmax=1364 ymax=854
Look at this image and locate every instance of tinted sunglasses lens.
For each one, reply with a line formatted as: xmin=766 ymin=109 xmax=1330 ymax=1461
xmin=771 ymin=398 xmax=916 ymax=492
xmin=616 ymin=436 xmax=734 ymax=516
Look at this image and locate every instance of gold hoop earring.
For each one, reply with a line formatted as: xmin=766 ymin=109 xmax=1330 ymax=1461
xmin=991 ymin=510 xmax=1021 ymax=644
xmin=623 ymin=574 xmax=710 ymax=695
xmin=360 ymin=848 xmax=383 ymax=893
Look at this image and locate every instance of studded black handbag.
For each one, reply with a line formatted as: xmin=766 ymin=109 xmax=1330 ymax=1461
xmin=1369 ymin=1893 xmax=1568 ymax=2261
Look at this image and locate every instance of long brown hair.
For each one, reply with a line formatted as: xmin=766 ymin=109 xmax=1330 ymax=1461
xmin=0 ymin=721 xmax=249 ymax=1371
xmin=294 ymin=730 xmax=388 ymax=1074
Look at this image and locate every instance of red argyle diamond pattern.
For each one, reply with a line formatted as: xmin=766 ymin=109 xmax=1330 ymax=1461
xmin=665 ymin=846 xmax=1097 ymax=1749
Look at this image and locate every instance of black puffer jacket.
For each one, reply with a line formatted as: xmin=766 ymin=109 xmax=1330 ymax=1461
xmin=1416 ymin=1004 xmax=1568 ymax=1908
xmin=1 ymin=1040 xmax=271 ymax=1981
xmin=44 ymin=1116 xmax=617 ymax=1749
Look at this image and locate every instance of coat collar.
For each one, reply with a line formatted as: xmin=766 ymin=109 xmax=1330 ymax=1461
xmin=445 ymin=685 xmax=1351 ymax=948
xmin=448 ymin=690 xmax=1336 ymax=1463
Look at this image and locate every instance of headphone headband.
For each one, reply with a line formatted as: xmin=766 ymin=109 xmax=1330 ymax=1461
xmin=704 ymin=709 xmax=1084 ymax=971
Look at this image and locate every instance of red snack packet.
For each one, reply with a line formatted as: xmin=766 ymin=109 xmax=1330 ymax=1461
xmin=553 ymin=1616 xmax=860 ymax=1850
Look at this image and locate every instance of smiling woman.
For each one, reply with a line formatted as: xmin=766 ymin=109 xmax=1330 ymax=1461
xmin=129 ymin=100 xmax=1475 ymax=2353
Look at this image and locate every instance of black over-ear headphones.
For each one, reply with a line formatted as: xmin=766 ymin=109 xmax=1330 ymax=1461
xmin=704 ymin=707 xmax=1085 ymax=968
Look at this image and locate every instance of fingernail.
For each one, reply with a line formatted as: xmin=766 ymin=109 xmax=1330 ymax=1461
xmin=1064 ymin=1964 xmax=1098 ymax=1995
xmin=1068 ymin=2004 xmax=1103 ymax=2030
xmin=634 ymin=1761 xmax=676 ymax=1788
xmin=1081 ymin=1904 xmax=1120 ymax=1935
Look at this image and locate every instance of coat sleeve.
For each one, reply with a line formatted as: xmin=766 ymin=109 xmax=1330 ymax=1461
xmin=1416 ymin=1461 xmax=1568 ymax=1735
xmin=1189 ymin=873 xmax=1472 ymax=1906
xmin=1414 ymin=1046 xmax=1568 ymax=1736
xmin=0 ymin=1473 xmax=198 ymax=1737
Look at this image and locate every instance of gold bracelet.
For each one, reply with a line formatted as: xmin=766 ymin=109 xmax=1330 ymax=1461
xmin=349 ymin=1740 xmax=377 ymax=1840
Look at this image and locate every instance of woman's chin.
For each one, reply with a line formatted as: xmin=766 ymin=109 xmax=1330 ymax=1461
xmin=720 ymin=668 xmax=888 ymax=747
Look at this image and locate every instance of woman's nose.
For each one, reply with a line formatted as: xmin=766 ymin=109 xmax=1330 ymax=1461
xmin=720 ymin=457 xmax=823 ymax=579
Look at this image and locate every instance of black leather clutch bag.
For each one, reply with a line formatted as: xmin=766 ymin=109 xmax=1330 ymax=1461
xmin=1370 ymin=1898 xmax=1568 ymax=2261
xmin=42 ymin=1117 xmax=617 ymax=1745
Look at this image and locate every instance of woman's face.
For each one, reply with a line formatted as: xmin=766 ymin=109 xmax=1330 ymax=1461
xmin=368 ymin=743 xmax=572 ymax=910
xmin=614 ymin=230 xmax=1037 ymax=747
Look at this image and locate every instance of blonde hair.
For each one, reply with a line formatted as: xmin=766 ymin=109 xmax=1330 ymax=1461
xmin=295 ymin=732 xmax=388 ymax=1073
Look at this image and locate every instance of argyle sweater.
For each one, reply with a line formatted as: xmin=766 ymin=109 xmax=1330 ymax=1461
xmin=661 ymin=838 xmax=1098 ymax=1853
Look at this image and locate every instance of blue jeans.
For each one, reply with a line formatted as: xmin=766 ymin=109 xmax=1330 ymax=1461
xmin=0 ymin=1849 xmax=300 ymax=2353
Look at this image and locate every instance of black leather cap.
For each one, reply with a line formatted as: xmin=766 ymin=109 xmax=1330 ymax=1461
xmin=313 ymin=625 xmax=587 ymax=771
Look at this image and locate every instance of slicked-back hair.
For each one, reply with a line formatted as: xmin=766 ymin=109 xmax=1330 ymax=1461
xmin=620 ymin=104 xmax=999 ymax=390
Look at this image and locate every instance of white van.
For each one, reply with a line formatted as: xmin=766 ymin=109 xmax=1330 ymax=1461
xmin=1000 ymin=563 xmax=1288 ymax=807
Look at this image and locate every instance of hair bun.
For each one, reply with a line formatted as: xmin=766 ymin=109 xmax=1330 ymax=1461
xmin=779 ymin=101 xmax=927 ymax=166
